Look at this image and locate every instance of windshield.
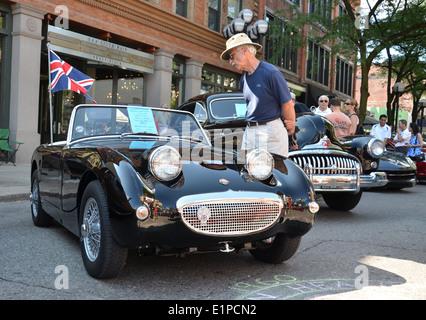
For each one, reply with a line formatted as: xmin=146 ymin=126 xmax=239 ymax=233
xmin=69 ymin=105 xmax=208 ymax=144
xmin=210 ymin=98 xmax=247 ymax=121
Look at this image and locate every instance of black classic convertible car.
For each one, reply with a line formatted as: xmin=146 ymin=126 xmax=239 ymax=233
xmin=178 ymin=92 xmax=395 ymax=211
xmin=30 ymin=105 xmax=319 ymax=278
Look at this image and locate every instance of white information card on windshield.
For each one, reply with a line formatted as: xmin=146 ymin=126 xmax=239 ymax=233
xmin=235 ymin=103 xmax=247 ymax=118
xmin=127 ymin=107 xmax=158 ymax=134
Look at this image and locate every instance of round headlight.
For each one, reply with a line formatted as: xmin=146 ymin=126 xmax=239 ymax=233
xmin=149 ymin=146 xmax=182 ymax=181
xmin=367 ymin=138 xmax=384 ymax=158
xmin=246 ymin=149 xmax=274 ymax=180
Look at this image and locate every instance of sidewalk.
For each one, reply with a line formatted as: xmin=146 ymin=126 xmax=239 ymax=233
xmin=0 ymin=163 xmax=31 ymax=202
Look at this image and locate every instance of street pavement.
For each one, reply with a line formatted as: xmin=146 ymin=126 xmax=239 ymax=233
xmin=1 ymin=186 xmax=425 ymax=300
xmin=1 ymin=162 xmax=425 ymax=301
xmin=0 ymin=163 xmax=31 ymax=203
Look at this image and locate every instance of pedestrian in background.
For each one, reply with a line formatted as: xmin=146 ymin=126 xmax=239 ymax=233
xmin=393 ymin=119 xmax=411 ymax=154
xmin=370 ymin=114 xmax=392 ymax=144
xmin=406 ymin=122 xmax=424 ymax=160
xmin=313 ymin=95 xmax=331 ymax=116
xmin=344 ymin=98 xmax=364 ymax=135
xmin=326 ymin=98 xmax=352 ymax=139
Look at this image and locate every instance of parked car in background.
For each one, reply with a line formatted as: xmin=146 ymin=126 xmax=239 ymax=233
xmin=179 ymin=93 xmax=390 ymax=211
xmin=384 ymin=138 xmax=424 ymax=186
xmin=416 ymin=145 xmax=426 ymax=183
xmin=381 ymin=139 xmax=418 ymax=189
xmin=30 ymin=104 xmax=319 ymax=278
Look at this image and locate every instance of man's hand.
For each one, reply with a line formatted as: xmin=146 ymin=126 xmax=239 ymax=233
xmin=288 ymin=132 xmax=298 ymax=150
xmin=284 ymin=119 xmax=296 ymax=134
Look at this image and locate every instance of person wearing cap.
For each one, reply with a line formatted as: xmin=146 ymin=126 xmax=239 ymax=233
xmin=221 ymin=33 xmax=296 ymax=159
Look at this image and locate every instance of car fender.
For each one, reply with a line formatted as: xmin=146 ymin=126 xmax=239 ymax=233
xmin=378 ymin=151 xmax=417 ymax=171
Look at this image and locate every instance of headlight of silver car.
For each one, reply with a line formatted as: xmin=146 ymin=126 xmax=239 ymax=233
xmin=149 ymin=146 xmax=182 ymax=181
xmin=246 ymin=149 xmax=274 ymax=180
xmin=367 ymin=138 xmax=384 ymax=158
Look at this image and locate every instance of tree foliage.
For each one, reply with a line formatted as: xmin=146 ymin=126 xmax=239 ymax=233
xmin=271 ymin=0 xmax=426 ymax=124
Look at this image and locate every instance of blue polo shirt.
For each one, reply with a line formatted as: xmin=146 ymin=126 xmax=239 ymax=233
xmin=241 ymin=61 xmax=292 ymax=122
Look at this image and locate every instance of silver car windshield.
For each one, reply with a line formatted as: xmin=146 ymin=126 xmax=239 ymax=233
xmin=69 ymin=105 xmax=208 ymax=144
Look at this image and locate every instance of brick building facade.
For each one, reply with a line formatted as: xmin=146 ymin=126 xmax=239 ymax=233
xmin=354 ymin=65 xmax=413 ymax=123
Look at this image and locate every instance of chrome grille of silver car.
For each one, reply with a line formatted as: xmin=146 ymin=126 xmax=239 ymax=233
xmin=290 ymin=155 xmax=359 ymax=175
xmin=180 ymin=200 xmax=282 ymax=236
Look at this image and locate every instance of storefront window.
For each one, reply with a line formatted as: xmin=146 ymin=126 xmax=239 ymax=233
xmin=171 ymin=59 xmax=185 ymax=109
xmin=0 ymin=8 xmax=11 ymax=129
xmin=88 ymin=68 xmax=113 ymax=104
xmin=87 ymin=67 xmax=144 ymax=105
xmin=201 ymin=68 xmax=240 ymax=93
xmin=118 ymin=77 xmax=143 ymax=105
xmin=0 ymin=10 xmax=5 ymax=28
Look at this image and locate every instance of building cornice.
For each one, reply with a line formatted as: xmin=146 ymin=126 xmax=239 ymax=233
xmin=78 ymin=0 xmax=228 ymax=63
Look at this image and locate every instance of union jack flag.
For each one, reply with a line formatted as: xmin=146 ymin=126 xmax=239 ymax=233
xmin=49 ymin=49 xmax=96 ymax=103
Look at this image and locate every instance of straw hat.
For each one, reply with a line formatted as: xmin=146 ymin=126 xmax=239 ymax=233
xmin=220 ymin=33 xmax=263 ymax=61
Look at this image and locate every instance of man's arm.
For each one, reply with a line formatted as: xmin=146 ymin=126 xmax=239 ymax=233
xmin=385 ymin=126 xmax=392 ymax=139
xmin=282 ymin=100 xmax=296 ymax=134
xmin=394 ymin=128 xmax=402 ymax=142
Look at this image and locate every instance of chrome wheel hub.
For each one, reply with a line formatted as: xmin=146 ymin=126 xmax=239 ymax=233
xmin=81 ymin=197 xmax=101 ymax=262
xmin=31 ymin=180 xmax=39 ymax=217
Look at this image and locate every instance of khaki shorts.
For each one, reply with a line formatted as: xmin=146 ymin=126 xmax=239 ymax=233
xmin=242 ymin=118 xmax=289 ymax=158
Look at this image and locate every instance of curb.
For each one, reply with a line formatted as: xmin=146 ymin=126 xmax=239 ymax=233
xmin=0 ymin=193 xmax=30 ymax=203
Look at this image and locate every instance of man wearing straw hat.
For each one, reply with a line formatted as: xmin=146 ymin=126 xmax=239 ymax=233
xmin=221 ymin=33 xmax=296 ymax=160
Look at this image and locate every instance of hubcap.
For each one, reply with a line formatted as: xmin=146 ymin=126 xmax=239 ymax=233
xmin=81 ymin=197 xmax=101 ymax=262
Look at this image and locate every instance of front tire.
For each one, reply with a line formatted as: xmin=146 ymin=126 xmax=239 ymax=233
xmin=80 ymin=180 xmax=128 ymax=279
xmin=250 ymin=234 xmax=301 ymax=264
xmin=322 ymin=191 xmax=363 ymax=211
xmin=30 ymin=170 xmax=53 ymax=227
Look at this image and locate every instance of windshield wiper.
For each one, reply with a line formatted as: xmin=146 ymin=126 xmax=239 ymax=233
xmin=121 ymin=131 xmax=159 ymax=139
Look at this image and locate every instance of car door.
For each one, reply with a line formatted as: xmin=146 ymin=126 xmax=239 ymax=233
xmin=39 ymin=143 xmax=65 ymax=212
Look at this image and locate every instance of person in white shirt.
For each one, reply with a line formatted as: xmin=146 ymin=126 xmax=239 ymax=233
xmin=370 ymin=114 xmax=392 ymax=144
xmin=313 ymin=95 xmax=332 ymax=116
xmin=393 ymin=119 xmax=411 ymax=154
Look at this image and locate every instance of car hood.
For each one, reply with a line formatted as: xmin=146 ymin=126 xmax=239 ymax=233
xmin=72 ymin=137 xmax=308 ymax=199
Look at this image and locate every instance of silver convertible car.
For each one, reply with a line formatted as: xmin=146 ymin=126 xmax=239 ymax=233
xmin=30 ymin=105 xmax=319 ymax=278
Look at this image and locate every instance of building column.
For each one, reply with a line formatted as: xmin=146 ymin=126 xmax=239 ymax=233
xmin=145 ymin=48 xmax=175 ymax=107
xmin=9 ymin=3 xmax=45 ymax=164
xmin=185 ymin=58 xmax=204 ymax=101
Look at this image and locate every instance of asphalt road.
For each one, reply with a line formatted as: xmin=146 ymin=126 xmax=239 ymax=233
xmin=1 ymin=185 xmax=425 ymax=302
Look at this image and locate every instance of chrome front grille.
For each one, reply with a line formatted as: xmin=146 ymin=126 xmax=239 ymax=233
xmin=290 ymin=154 xmax=358 ymax=175
xmin=289 ymin=153 xmax=361 ymax=192
xmin=177 ymin=192 xmax=283 ymax=236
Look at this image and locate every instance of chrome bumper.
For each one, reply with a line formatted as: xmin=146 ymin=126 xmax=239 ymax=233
xmin=306 ymin=171 xmax=388 ymax=192
xmin=359 ymin=172 xmax=388 ymax=188
xmin=305 ymin=163 xmax=361 ymax=193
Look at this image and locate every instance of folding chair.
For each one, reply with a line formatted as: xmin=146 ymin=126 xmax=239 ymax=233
xmin=0 ymin=129 xmax=23 ymax=166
